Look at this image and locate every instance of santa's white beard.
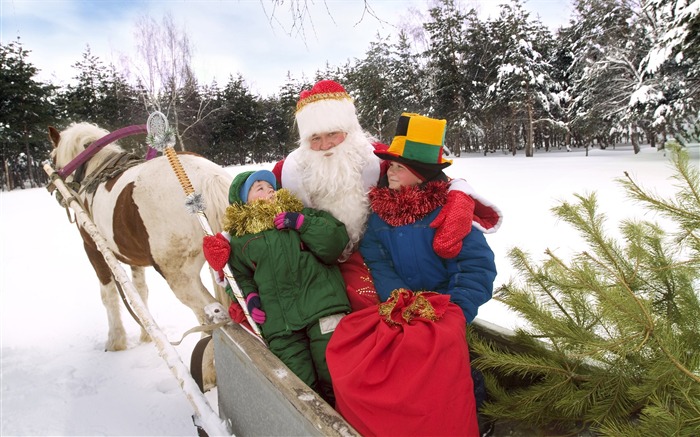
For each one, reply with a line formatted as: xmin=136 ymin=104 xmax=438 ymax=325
xmin=297 ymin=131 xmax=375 ymax=259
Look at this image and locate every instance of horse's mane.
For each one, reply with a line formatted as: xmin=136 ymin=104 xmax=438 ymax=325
xmin=54 ymin=122 xmax=124 ymax=171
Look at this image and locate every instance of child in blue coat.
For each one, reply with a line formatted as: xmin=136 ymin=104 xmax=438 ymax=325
xmin=358 ymin=113 xmax=500 ymax=434
xmin=360 ymin=112 xmax=499 ymax=323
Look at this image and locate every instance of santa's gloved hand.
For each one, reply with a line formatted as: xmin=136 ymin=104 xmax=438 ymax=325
xmin=246 ymin=292 xmax=266 ymax=324
xmin=274 ymin=212 xmax=305 ymax=231
xmin=430 ymin=190 xmax=475 ymax=258
xmin=202 ymin=232 xmax=230 ymax=271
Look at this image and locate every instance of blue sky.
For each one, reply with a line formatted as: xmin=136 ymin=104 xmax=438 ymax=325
xmin=1 ymin=0 xmax=574 ymax=96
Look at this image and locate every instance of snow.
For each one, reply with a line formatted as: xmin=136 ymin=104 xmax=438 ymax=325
xmin=2 ymin=144 xmax=698 ymax=436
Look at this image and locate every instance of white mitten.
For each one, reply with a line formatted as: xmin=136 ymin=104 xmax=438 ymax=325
xmin=213 ymin=268 xmax=228 ymax=287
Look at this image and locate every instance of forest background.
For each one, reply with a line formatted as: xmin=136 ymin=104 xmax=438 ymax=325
xmin=1 ymin=0 xmax=698 ymax=190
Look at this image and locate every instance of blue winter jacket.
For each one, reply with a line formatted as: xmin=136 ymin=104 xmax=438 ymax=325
xmin=360 ymin=207 xmax=497 ymax=323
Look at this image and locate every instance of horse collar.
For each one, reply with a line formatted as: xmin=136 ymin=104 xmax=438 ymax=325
xmin=73 ymin=162 xmax=87 ymax=185
xmin=58 ymin=124 xmax=148 ymax=178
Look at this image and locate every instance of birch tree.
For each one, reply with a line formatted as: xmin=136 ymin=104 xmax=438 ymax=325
xmin=131 ymin=13 xmax=218 ymax=151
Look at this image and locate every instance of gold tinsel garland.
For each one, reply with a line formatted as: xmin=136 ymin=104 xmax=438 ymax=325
xmin=223 ymin=188 xmax=304 ymax=237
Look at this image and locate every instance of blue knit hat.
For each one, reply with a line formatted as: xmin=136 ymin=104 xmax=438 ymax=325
xmin=229 ymin=169 xmax=278 ymax=204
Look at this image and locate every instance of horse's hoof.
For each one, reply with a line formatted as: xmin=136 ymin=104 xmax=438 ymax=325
xmin=105 ymin=339 xmax=127 ymax=351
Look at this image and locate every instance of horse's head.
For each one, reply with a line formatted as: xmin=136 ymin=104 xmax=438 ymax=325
xmin=47 ymin=122 xmax=118 ymax=177
xmin=48 ymin=126 xmax=62 ymax=168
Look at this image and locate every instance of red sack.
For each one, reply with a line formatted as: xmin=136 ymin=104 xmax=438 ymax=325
xmin=339 ymin=251 xmax=380 ymax=312
xmin=327 ymin=289 xmax=478 ymax=437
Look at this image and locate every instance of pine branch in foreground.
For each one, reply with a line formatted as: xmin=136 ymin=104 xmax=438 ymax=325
xmin=469 ymin=145 xmax=700 ymax=436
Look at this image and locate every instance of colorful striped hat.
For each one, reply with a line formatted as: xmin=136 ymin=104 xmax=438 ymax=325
xmin=375 ymin=113 xmax=451 ymax=180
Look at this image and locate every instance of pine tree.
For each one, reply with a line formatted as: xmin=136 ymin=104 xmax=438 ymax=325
xmin=58 ymin=46 xmax=109 ymax=125
xmin=344 ymin=33 xmax=395 ymax=141
xmin=643 ymin=0 xmax=700 ymax=143
xmin=469 ymin=144 xmax=700 ymax=436
xmin=209 ymin=74 xmax=262 ymax=166
xmin=423 ymin=0 xmax=469 ymax=151
xmin=0 ymin=37 xmax=56 ymax=188
xmin=389 ymin=30 xmax=427 ymax=119
xmin=484 ymin=0 xmax=557 ymax=157
xmin=566 ymin=0 xmax=652 ymax=153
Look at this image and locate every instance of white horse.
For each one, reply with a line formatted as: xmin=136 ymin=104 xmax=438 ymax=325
xmin=49 ymin=122 xmax=232 ymax=390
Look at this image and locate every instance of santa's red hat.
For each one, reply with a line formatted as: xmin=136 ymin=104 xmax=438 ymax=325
xmin=295 ymin=80 xmax=363 ymax=142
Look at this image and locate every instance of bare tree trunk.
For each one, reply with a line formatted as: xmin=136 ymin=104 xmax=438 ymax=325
xmin=172 ymin=105 xmax=186 ymax=151
xmin=4 ymin=158 xmax=12 ymax=190
xmin=132 ymin=13 xmax=212 ymax=153
xmin=24 ymin=123 xmax=35 ymax=188
xmin=649 ymin=129 xmax=657 ymax=148
xmin=631 ymin=124 xmax=640 ymax=154
xmin=659 ymin=124 xmax=667 ymax=151
xmin=526 ymin=99 xmax=534 ymax=157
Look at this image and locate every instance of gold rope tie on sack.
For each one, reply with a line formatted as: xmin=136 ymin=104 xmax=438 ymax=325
xmin=403 ymin=294 xmax=438 ymax=324
xmin=379 ymin=289 xmax=439 ymax=327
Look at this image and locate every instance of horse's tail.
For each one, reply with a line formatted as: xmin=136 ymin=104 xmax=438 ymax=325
xmin=200 ymin=167 xmax=233 ymax=306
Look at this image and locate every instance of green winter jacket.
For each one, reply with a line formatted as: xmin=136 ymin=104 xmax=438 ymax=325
xmin=225 ymin=187 xmax=351 ymax=339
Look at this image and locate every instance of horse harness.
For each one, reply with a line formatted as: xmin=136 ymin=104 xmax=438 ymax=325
xmin=77 ymin=151 xmax=144 ymax=195
xmin=52 ymin=150 xmax=228 ymax=355
xmin=53 ymin=152 xmax=143 ymax=215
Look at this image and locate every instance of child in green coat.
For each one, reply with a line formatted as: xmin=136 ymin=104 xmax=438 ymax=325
xmin=203 ymin=169 xmax=351 ymax=405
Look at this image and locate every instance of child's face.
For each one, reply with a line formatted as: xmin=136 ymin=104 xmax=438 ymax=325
xmin=247 ymin=180 xmax=276 ymax=202
xmin=387 ymin=162 xmax=422 ymax=190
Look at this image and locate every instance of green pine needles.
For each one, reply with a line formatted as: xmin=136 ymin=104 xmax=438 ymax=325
xmin=469 ymin=144 xmax=700 ymax=436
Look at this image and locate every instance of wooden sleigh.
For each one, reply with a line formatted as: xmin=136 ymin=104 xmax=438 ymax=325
xmin=212 ymin=316 xmax=526 ymax=436
xmin=46 ymin=115 xmax=539 ymax=437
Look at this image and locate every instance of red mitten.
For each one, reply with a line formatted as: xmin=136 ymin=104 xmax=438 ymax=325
xmin=430 ymin=190 xmax=475 ymax=259
xmin=228 ymin=301 xmax=247 ymax=324
xmin=202 ymin=233 xmax=230 ymax=271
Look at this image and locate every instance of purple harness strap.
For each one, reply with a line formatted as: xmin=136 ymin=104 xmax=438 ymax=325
xmin=58 ymin=124 xmax=149 ymax=178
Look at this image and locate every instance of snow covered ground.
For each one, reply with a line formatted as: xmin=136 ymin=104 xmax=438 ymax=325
xmin=2 ymin=143 xmax=697 ymax=436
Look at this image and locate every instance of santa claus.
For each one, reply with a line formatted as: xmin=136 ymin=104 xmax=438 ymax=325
xmin=272 ymin=80 xmax=502 ymax=311
xmin=273 ymin=80 xmax=384 ymax=262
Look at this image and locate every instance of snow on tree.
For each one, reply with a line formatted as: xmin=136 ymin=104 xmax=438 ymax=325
xmin=642 ymin=0 xmax=700 ymax=143
xmin=485 ymin=0 xmax=558 ymax=157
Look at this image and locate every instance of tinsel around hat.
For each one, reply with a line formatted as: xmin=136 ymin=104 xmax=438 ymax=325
xmin=295 ymin=80 xmax=363 ymax=142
